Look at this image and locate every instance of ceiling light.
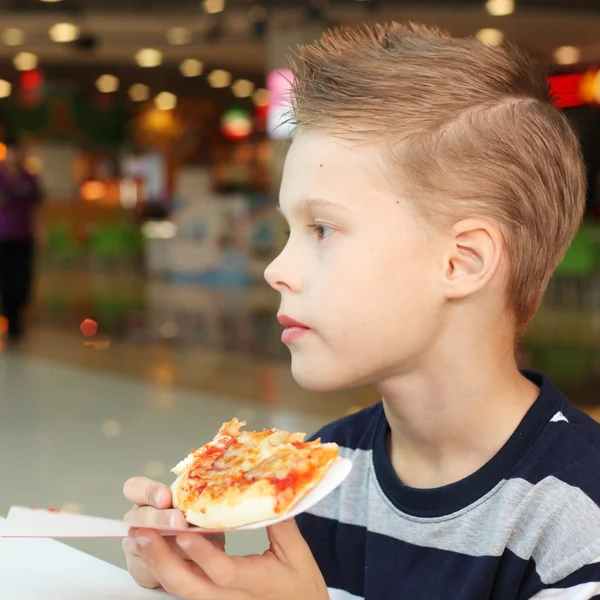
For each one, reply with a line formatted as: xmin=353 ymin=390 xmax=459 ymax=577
xmin=202 ymin=0 xmax=225 ymax=14
xmin=129 ymin=83 xmax=150 ymax=101
xmin=155 ymin=91 xmax=177 ymax=111
xmin=553 ymin=46 xmax=581 ymax=66
xmin=485 ymin=0 xmax=515 ymax=16
xmin=49 ymin=22 xmax=79 ymax=43
xmin=41 ymin=0 xmax=64 ymax=2
xmin=252 ymin=88 xmax=269 ymax=106
xmin=13 ymin=52 xmax=38 ymax=71
xmin=167 ymin=27 xmax=192 ymax=45
xmin=476 ymin=28 xmax=504 ymax=46
xmin=136 ymin=48 xmax=162 ymax=68
xmin=232 ymin=79 xmax=255 ymax=98
xmin=180 ymin=58 xmax=203 ymax=77
xmin=207 ymin=69 xmax=231 ymax=88
xmin=0 ymin=80 xmax=11 ymax=99
xmin=2 ymin=28 xmax=25 ymax=47
xmin=248 ymin=5 xmax=267 ymax=23
xmin=96 ymin=74 xmax=119 ymax=93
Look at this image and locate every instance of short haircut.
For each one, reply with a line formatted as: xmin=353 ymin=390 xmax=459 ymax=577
xmin=288 ymin=22 xmax=587 ymax=329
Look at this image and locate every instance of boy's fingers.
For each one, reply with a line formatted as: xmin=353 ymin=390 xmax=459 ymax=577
xmin=125 ymin=530 xmax=195 ymax=559
xmin=123 ymin=477 xmax=172 ymax=508
xmin=176 ymin=533 xmax=245 ymax=588
xmin=123 ymin=536 xmax=140 ymax=559
xmin=134 ymin=530 xmax=227 ymax=600
xmin=124 ymin=506 xmax=188 ymax=530
xmin=122 ymin=538 xmax=161 ymax=589
xmin=267 ymin=519 xmax=313 ymax=565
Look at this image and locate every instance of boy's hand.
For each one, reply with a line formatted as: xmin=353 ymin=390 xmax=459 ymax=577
xmin=122 ymin=476 xmax=225 ymax=590
xmin=130 ymin=518 xmax=329 ymax=600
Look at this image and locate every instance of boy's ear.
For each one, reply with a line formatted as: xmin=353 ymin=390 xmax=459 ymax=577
xmin=444 ymin=218 xmax=504 ymax=299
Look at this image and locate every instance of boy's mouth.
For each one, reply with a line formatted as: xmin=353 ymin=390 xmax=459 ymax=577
xmin=277 ymin=314 xmax=311 ymax=344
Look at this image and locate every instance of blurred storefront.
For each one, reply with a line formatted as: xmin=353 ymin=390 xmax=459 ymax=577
xmin=0 ymin=0 xmax=595 ymax=325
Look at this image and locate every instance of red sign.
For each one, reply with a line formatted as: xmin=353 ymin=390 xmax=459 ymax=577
xmin=548 ymin=73 xmax=583 ymax=109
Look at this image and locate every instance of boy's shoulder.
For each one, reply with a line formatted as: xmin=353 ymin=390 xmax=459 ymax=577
xmin=514 ymin=372 xmax=600 ymax=489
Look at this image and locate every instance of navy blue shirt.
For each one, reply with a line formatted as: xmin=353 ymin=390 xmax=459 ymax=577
xmin=297 ymin=372 xmax=600 ymax=599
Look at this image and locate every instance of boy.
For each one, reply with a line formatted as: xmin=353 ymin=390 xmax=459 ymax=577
xmin=122 ymin=23 xmax=600 ymax=599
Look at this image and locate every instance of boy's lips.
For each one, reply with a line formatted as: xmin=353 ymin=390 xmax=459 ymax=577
xmin=277 ymin=314 xmax=311 ymax=344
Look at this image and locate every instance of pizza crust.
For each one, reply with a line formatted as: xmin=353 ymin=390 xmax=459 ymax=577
xmin=171 ymin=478 xmax=278 ymax=529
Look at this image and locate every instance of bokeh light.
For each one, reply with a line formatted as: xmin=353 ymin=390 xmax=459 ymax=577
xmin=101 ymin=420 xmax=123 ymax=438
xmin=80 ymin=180 xmax=107 ymax=202
xmin=13 ymin=52 xmax=38 ymax=71
xmin=167 ymin=27 xmax=192 ymax=45
xmin=476 ymin=28 xmax=504 ymax=46
xmin=128 ymin=83 xmax=150 ymax=102
xmin=49 ymin=22 xmax=79 ymax=43
xmin=485 ymin=0 xmax=515 ymax=16
xmin=221 ymin=107 xmax=253 ymax=141
xmin=0 ymin=82 xmax=10 ymax=100
xmin=253 ymin=88 xmax=269 ymax=107
xmin=155 ymin=92 xmax=177 ymax=111
xmin=136 ymin=48 xmax=162 ymax=68
xmin=208 ymin=69 xmax=232 ymax=89
xmin=554 ymin=46 xmax=581 ymax=66
xmin=180 ymin=58 xmax=203 ymax=78
xmin=96 ymin=74 xmax=119 ymax=93
xmin=202 ymin=0 xmax=225 ymax=14
xmin=2 ymin=28 xmax=25 ymax=46
xmin=232 ymin=79 xmax=255 ymax=98
xmin=80 ymin=319 xmax=98 ymax=337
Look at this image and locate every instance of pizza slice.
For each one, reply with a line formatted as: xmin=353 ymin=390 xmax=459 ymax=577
xmin=170 ymin=418 xmax=339 ymax=529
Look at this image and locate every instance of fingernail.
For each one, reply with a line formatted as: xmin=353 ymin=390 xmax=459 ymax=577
xmin=153 ymin=490 xmax=164 ymax=506
xmin=176 ymin=536 xmax=193 ymax=550
xmin=169 ymin=514 xmax=178 ymax=529
xmin=136 ymin=536 xmax=151 ymax=549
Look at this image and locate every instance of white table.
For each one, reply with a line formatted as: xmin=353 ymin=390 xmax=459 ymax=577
xmin=0 ymin=518 xmax=175 ymax=599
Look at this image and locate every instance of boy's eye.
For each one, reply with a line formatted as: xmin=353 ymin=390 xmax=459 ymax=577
xmin=312 ymin=224 xmax=334 ymax=241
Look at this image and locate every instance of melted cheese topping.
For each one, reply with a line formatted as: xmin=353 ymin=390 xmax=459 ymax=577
xmin=170 ymin=418 xmax=339 ymax=529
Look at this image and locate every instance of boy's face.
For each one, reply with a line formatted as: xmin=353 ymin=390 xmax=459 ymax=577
xmin=265 ymin=130 xmax=447 ymax=392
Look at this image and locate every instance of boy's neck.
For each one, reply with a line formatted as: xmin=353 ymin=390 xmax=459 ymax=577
xmin=377 ymin=333 xmax=539 ymax=490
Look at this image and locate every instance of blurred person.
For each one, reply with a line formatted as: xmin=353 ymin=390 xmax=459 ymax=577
xmin=122 ymin=24 xmax=600 ymax=600
xmin=0 ymin=137 xmax=43 ymax=343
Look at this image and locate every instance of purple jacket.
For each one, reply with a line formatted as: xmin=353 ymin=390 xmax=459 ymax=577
xmin=0 ymin=167 xmax=43 ymax=241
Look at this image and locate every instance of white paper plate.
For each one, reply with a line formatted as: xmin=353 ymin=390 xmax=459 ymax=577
xmin=2 ymin=457 xmax=352 ymax=538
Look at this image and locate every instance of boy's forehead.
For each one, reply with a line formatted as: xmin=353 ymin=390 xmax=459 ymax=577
xmin=286 ymin=130 xmax=356 ymax=165
xmin=280 ymin=131 xmax=379 ymax=207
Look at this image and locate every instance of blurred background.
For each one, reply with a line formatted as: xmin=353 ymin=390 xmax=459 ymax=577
xmin=0 ymin=0 xmax=598 ymax=570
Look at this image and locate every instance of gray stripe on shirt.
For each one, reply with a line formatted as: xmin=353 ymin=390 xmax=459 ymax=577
xmin=309 ymin=447 xmax=600 ymax=584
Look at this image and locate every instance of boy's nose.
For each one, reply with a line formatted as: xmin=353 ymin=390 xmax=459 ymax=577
xmin=264 ymin=258 xmax=289 ymax=292
xmin=264 ymin=251 xmax=302 ymax=294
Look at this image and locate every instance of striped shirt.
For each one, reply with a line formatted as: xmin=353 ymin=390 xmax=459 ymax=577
xmin=296 ymin=371 xmax=600 ymax=599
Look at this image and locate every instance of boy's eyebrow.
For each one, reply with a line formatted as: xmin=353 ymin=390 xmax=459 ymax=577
xmin=276 ymin=198 xmax=350 ymax=214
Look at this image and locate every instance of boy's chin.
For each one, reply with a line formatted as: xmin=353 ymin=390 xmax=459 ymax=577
xmin=291 ymin=362 xmax=355 ymax=393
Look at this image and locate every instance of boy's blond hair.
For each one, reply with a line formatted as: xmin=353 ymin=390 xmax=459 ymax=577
xmin=288 ymin=22 xmax=586 ymax=330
